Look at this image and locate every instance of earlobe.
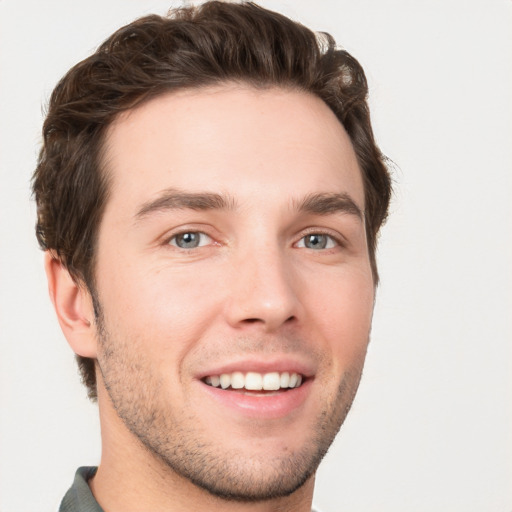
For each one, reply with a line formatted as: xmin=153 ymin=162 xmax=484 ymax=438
xmin=44 ymin=252 xmax=98 ymax=358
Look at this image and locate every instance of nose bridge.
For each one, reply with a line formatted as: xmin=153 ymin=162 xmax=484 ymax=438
xmin=224 ymin=234 xmax=299 ymax=331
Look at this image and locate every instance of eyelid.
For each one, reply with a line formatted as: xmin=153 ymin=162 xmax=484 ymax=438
xmin=161 ymin=225 xmax=219 ymax=249
xmin=294 ymin=227 xmax=346 ymax=248
xmin=168 ymin=231 xmax=212 ymax=248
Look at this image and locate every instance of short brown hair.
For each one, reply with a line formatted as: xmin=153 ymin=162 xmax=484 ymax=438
xmin=33 ymin=1 xmax=392 ymax=400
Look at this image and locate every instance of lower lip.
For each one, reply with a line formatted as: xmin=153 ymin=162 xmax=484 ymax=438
xmin=197 ymin=379 xmax=313 ymax=419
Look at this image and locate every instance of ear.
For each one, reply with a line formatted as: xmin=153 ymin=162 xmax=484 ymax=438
xmin=44 ymin=251 xmax=98 ymax=358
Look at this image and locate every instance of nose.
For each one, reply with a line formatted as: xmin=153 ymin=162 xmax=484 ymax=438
xmin=223 ymin=245 xmax=301 ymax=332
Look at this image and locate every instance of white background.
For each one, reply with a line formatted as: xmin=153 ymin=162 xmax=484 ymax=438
xmin=0 ymin=1 xmax=510 ymax=511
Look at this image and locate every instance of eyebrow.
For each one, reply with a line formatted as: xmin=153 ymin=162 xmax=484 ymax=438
xmin=135 ymin=189 xmax=237 ymax=220
xmin=134 ymin=188 xmax=363 ymax=222
xmin=294 ymin=192 xmax=364 ymax=220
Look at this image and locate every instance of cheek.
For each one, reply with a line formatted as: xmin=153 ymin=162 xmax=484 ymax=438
xmin=97 ymin=261 xmax=225 ymax=359
xmin=309 ymin=270 xmax=374 ymax=370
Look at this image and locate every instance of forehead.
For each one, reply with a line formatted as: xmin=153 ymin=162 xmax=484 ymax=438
xmin=102 ymin=85 xmax=364 ymax=217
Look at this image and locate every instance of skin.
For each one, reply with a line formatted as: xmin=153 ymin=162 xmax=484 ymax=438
xmin=47 ymin=85 xmax=375 ymax=512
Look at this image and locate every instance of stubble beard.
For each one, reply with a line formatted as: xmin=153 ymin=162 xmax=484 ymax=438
xmin=93 ymin=301 xmax=366 ymax=502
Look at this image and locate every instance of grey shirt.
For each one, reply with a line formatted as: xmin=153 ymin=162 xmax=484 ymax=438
xmin=60 ymin=467 xmax=102 ymax=512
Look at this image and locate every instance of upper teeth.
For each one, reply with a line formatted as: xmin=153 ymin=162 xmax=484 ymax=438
xmin=205 ymin=371 xmax=303 ymax=391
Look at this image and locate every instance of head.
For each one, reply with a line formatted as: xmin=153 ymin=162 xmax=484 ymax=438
xmin=33 ymin=0 xmax=391 ymax=503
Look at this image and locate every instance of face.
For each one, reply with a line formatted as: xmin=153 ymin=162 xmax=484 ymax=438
xmin=92 ymin=85 xmax=374 ymax=501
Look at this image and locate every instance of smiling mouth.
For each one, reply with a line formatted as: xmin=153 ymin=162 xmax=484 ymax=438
xmin=203 ymin=371 xmax=304 ymax=392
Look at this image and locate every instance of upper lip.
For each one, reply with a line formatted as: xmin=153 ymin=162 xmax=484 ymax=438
xmin=195 ymin=357 xmax=316 ymax=380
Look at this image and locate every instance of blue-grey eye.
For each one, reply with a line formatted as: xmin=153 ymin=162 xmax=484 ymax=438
xmin=170 ymin=232 xmax=210 ymax=249
xmin=297 ymin=234 xmax=336 ymax=250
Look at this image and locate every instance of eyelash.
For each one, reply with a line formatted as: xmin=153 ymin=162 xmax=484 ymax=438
xmin=295 ymin=233 xmax=338 ymax=250
xmin=167 ymin=231 xmax=213 ymax=249
xmin=295 ymin=229 xmax=345 ymax=251
xmin=165 ymin=228 xmax=344 ymax=251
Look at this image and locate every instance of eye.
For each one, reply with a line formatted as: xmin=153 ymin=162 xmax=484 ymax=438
xmin=296 ymin=233 xmax=337 ymax=250
xmin=169 ymin=231 xmax=211 ymax=249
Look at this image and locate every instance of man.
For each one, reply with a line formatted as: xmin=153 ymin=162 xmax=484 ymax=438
xmin=33 ymin=2 xmax=391 ymax=511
